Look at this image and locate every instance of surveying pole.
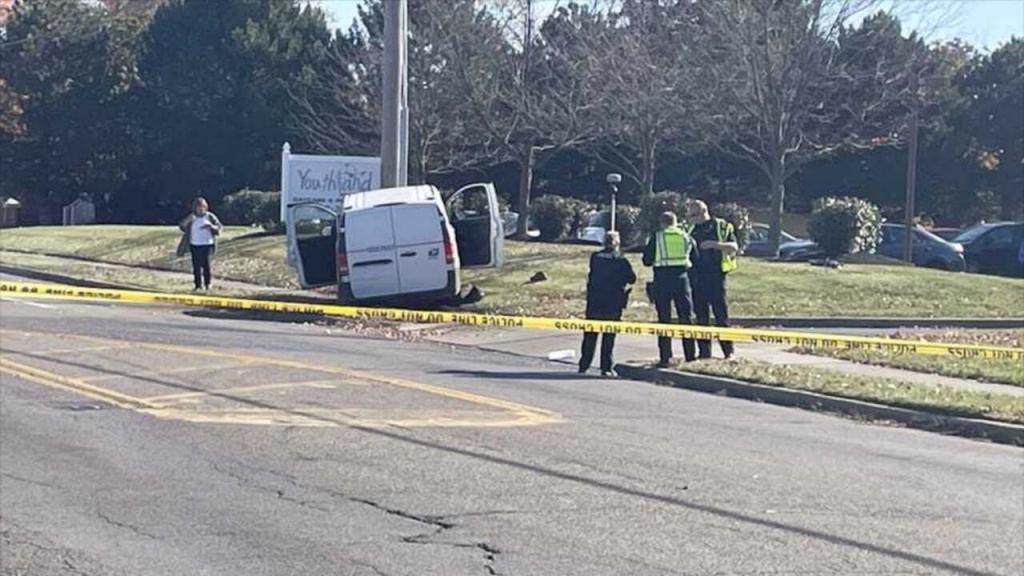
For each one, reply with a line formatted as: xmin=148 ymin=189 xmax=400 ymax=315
xmin=381 ymin=0 xmax=408 ymax=187
xmin=606 ymin=173 xmax=621 ymax=232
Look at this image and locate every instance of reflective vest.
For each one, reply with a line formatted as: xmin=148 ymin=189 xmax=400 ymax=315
xmin=654 ymin=226 xmax=692 ymax=268
xmin=682 ymin=218 xmax=738 ymax=273
xmin=716 ymin=218 xmax=737 ymax=273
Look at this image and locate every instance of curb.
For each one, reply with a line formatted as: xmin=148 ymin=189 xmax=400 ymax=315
xmin=614 ymin=363 xmax=1024 ymax=447
xmin=733 ymin=317 xmax=1024 ymax=329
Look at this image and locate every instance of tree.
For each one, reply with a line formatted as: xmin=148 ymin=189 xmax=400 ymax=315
xmin=548 ymin=1 xmax=693 ymax=196
xmin=687 ymin=1 xmax=923 ymax=256
xmin=0 ymin=0 xmax=143 ymax=219
xmin=129 ymin=0 xmax=335 ymax=219
xmin=450 ymin=0 xmax=598 ymax=236
xmin=959 ymin=38 xmax=1024 ymax=220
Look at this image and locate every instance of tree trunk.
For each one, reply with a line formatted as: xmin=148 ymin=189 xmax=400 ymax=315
xmin=516 ymin=145 xmax=535 ymax=239
xmin=641 ymin=142 xmax=656 ymax=196
xmin=767 ymin=155 xmax=785 ymax=258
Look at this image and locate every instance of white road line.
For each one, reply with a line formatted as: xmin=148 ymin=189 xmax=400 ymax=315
xmin=0 ymin=297 xmax=57 ymax=309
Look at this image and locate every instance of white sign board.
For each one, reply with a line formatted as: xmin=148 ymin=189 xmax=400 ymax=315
xmin=280 ymin=143 xmax=381 ymax=220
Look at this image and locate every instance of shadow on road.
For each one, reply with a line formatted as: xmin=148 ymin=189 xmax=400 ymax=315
xmin=2 ymin=344 xmax=999 ymax=576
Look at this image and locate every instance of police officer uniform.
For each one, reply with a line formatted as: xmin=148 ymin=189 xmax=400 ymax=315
xmin=688 ymin=217 xmax=737 ymax=358
xmin=579 ymin=247 xmax=637 ymax=375
xmin=642 ymin=223 xmax=697 ymax=365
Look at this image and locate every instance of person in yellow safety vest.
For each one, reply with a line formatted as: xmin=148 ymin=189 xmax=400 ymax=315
xmin=642 ymin=211 xmax=698 ymax=367
xmin=685 ymin=199 xmax=739 ymax=359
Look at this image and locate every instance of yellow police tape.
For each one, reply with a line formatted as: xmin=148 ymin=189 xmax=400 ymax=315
xmin=1 ymin=280 xmax=1021 ymax=361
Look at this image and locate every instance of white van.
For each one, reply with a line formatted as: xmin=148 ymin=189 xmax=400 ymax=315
xmin=285 ymin=183 xmax=504 ymax=304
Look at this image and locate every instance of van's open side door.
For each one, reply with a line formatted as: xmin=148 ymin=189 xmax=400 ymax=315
xmin=286 ymin=202 xmax=338 ymax=288
xmin=447 ymin=182 xmax=504 ymax=268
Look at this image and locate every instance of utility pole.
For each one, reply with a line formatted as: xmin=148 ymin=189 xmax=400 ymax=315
xmin=903 ymin=75 xmax=919 ymax=264
xmin=381 ymin=0 xmax=408 ymax=188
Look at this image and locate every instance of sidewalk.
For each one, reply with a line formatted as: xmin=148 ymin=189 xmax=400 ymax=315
xmin=425 ymin=326 xmax=1024 ymax=398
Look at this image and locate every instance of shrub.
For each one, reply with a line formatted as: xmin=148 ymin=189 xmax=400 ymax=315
xmin=807 ymin=196 xmax=882 ymax=259
xmin=565 ymin=197 xmax=591 ymax=238
xmin=638 ymin=191 xmax=687 ymax=238
xmin=530 ymin=195 xmax=577 ymax=241
xmin=221 ymin=189 xmax=280 ymax=229
xmin=711 ymin=202 xmax=751 ymax=250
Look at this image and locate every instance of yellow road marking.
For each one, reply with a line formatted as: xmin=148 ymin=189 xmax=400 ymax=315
xmin=143 ymin=380 xmax=339 ymax=404
xmin=0 ymin=357 xmax=156 ymax=410
xmin=2 ymin=343 xmax=135 ymax=357
xmin=40 ymin=331 xmax=560 ymax=424
xmin=0 ymin=329 xmax=562 ymax=427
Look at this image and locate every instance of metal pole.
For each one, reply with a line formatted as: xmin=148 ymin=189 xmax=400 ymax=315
xmin=381 ymin=0 xmax=408 ymax=188
xmin=610 ymin=189 xmax=617 ymax=232
xmin=903 ymin=107 xmax=919 ymax=263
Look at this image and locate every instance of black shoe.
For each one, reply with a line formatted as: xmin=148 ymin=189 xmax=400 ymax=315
xmin=578 ymin=366 xmax=587 ymax=374
xmin=655 ymin=360 xmax=671 ymax=369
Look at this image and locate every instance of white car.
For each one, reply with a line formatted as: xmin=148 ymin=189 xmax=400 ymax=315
xmin=286 ymin=183 xmax=504 ymax=304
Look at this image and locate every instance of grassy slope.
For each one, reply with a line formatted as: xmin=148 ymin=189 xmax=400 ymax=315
xmin=3 ymin=225 xmax=1024 ymax=318
xmin=672 ymin=358 xmax=1024 ymax=424
xmin=793 ymin=330 xmax=1024 ymax=387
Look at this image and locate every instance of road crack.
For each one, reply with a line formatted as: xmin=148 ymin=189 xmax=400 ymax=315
xmin=348 ymin=497 xmax=502 ymax=575
xmin=95 ymin=510 xmax=159 ymax=540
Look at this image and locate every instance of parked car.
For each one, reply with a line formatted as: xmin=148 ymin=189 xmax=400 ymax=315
xmin=286 ymin=183 xmax=504 ymax=304
xmin=953 ymin=222 xmax=1024 ymax=277
xmin=577 ymin=211 xmax=609 ymax=245
xmin=875 ymin=223 xmax=965 ymax=271
xmin=501 ymin=211 xmax=540 ymax=239
xmin=743 ymin=222 xmax=820 ymax=259
xmin=929 ymin=227 xmax=962 ymax=241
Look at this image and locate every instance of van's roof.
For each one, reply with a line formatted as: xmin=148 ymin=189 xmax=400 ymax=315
xmin=342 ymin=185 xmax=440 ymax=211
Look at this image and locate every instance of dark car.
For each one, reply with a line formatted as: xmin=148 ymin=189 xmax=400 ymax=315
xmin=743 ymin=222 xmax=819 ymax=259
xmin=953 ymin=222 xmax=1024 ymax=277
xmin=929 ymin=227 xmax=962 ymax=241
xmin=877 ymin=224 xmax=966 ymax=271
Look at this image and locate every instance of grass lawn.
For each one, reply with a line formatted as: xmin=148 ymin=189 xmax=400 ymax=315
xmin=793 ymin=330 xmax=1024 ymax=387
xmin=668 ymin=358 xmax=1024 ymax=424
xmin=3 ymin=225 xmax=1024 ymax=318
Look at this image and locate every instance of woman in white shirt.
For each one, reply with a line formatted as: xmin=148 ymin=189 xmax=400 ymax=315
xmin=177 ymin=197 xmax=223 ymax=291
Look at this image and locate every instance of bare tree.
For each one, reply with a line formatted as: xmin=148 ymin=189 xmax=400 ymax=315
xmin=288 ymin=1 xmax=490 ymax=182
xmin=560 ymin=0 xmax=696 ymax=196
xmin=449 ymin=0 xmax=599 ymax=237
xmin=687 ymin=0 xmax=923 ymax=255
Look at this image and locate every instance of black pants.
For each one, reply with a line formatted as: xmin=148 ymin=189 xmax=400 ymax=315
xmin=653 ymin=275 xmax=696 ymax=363
xmin=692 ymin=271 xmax=734 ymax=358
xmin=579 ymin=308 xmax=621 ymax=373
xmin=190 ymin=244 xmax=213 ymax=289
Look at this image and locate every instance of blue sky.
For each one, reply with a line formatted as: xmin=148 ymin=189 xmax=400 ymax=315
xmin=317 ymin=0 xmax=1023 ymax=51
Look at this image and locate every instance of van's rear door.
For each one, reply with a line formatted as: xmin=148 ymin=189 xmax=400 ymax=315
xmin=391 ymin=203 xmax=448 ymax=293
xmin=345 ymin=207 xmax=400 ymax=299
xmin=286 ymin=203 xmax=338 ymax=288
xmin=447 ymin=182 xmax=504 ymax=268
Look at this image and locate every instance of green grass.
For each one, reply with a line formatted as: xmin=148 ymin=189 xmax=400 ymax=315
xmin=668 ymin=358 xmax=1024 ymax=424
xmin=3 ymin=225 xmax=1024 ymax=318
xmin=462 ymin=240 xmax=1024 ymax=319
xmin=793 ymin=330 xmax=1024 ymax=387
xmin=0 ymin=225 xmax=299 ymax=289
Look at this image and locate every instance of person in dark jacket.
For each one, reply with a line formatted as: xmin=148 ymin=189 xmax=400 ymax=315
xmin=685 ymin=199 xmax=738 ymax=359
xmin=642 ymin=211 xmax=698 ymax=367
xmin=579 ymin=231 xmax=637 ymax=376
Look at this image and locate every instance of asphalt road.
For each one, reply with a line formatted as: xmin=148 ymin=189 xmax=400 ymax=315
xmin=1 ymin=295 xmax=1022 ymax=576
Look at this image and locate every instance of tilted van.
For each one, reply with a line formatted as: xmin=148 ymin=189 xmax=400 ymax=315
xmin=285 ymin=183 xmax=504 ymax=304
